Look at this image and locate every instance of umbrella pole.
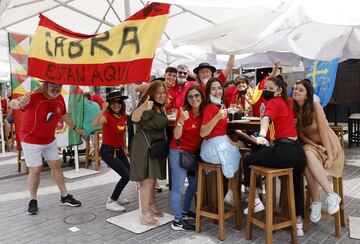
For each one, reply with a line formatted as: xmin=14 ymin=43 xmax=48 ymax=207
xmin=74 ymin=145 xmax=80 ymax=173
xmin=0 ymin=101 xmax=5 ymax=156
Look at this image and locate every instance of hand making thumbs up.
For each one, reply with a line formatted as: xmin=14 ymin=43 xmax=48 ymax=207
xmin=216 ymin=105 xmax=227 ymax=120
xmin=178 ymin=107 xmax=189 ymax=123
xmin=142 ymin=95 xmax=153 ymax=111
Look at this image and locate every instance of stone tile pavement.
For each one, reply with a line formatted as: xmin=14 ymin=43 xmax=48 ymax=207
xmin=0 ymin=142 xmax=360 ymax=243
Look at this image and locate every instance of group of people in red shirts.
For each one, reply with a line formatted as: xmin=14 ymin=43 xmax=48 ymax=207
xmin=9 ymin=58 xmax=344 ymax=238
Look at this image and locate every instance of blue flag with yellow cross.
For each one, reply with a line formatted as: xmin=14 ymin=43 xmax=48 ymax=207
xmin=306 ymin=58 xmax=339 ymax=107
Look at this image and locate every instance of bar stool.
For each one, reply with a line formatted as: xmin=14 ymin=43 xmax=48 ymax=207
xmin=85 ymin=130 xmax=102 ymax=171
xmin=246 ymin=165 xmax=298 ymax=244
xmin=195 ymin=162 xmax=241 ymax=241
xmin=303 ymin=125 xmax=346 ymax=237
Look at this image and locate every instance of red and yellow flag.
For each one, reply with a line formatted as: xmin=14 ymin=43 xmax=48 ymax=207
xmin=28 ymin=3 xmax=170 ymax=86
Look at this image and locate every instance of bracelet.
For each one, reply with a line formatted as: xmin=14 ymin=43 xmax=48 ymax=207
xmin=177 ymin=121 xmax=184 ymax=127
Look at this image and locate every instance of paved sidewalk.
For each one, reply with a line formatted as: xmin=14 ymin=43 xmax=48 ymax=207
xmin=0 ymin=144 xmax=360 ymax=243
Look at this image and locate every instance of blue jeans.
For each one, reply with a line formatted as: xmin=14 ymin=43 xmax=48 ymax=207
xmin=169 ymin=149 xmax=198 ymax=221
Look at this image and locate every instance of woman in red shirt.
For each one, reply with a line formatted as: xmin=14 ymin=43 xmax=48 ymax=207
xmin=92 ymin=91 xmax=130 ymax=212
xmin=242 ymin=77 xmax=306 ymax=236
xmin=200 ymin=77 xmax=241 ymax=205
xmin=169 ymin=86 xmax=205 ymax=231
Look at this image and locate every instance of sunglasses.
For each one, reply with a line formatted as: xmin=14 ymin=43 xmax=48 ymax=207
xmin=178 ymin=71 xmax=188 ymax=75
xmin=109 ymin=99 xmax=122 ymax=105
xmin=187 ymin=93 xmax=201 ymax=100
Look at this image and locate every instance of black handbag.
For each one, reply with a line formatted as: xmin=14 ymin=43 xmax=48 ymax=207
xmin=142 ymin=130 xmax=169 ymax=158
xmin=176 ymin=139 xmax=198 ymax=173
xmin=179 ymin=150 xmax=198 ymax=173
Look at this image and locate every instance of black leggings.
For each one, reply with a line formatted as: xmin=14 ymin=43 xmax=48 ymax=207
xmin=243 ymin=140 xmax=306 ymax=216
xmin=100 ymin=144 xmax=130 ymax=201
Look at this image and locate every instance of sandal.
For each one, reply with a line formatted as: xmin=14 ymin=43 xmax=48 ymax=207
xmin=139 ymin=213 xmax=159 ymax=226
xmin=149 ymin=205 xmax=164 ymax=217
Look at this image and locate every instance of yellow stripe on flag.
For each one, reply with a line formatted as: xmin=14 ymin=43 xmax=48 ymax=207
xmin=12 ymin=85 xmax=27 ymax=95
xmin=29 ymin=15 xmax=167 ymax=64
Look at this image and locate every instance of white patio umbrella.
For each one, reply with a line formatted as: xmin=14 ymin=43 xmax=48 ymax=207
xmin=175 ymin=0 xmax=360 ymax=62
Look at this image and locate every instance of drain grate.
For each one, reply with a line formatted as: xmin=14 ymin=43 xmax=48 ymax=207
xmin=64 ymin=213 xmax=96 ymax=225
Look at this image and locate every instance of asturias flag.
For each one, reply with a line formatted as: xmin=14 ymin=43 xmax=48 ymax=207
xmin=306 ymin=58 xmax=339 ymax=107
xmin=27 ymin=3 xmax=170 ymax=86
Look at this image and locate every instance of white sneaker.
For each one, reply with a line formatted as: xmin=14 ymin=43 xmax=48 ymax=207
xmin=244 ymin=198 xmax=265 ymax=215
xmin=297 ymin=220 xmax=304 ymax=236
xmin=106 ymin=201 xmax=125 ymax=212
xmin=117 ymin=198 xmax=130 ymax=205
xmin=326 ymin=193 xmax=341 ymax=215
xmin=310 ymin=201 xmax=322 ymax=223
xmin=224 ymin=190 xmax=234 ymax=207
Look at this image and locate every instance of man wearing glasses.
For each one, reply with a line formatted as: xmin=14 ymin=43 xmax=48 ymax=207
xmin=167 ymin=64 xmax=198 ymax=111
xmin=9 ymin=81 xmax=84 ymax=215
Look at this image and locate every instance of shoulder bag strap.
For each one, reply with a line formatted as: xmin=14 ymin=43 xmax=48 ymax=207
xmin=141 ymin=130 xmax=151 ymax=148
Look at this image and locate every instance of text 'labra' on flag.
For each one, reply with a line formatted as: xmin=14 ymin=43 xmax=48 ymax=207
xmin=27 ymin=3 xmax=170 ymax=86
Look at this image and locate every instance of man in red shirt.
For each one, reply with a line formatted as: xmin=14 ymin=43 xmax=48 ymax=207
xmin=193 ymin=54 xmax=234 ymax=96
xmin=167 ymin=64 xmax=198 ymax=111
xmin=9 ymin=81 xmax=84 ymax=215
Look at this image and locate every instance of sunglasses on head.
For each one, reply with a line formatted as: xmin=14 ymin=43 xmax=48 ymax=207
xmin=178 ymin=71 xmax=188 ymax=75
xmin=109 ymin=99 xmax=122 ymax=105
xmin=187 ymin=93 xmax=201 ymax=100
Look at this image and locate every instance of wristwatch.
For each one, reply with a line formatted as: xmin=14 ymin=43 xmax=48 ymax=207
xmin=72 ymin=126 xmax=77 ymax=131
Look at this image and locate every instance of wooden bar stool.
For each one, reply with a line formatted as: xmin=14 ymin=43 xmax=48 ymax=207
xmin=246 ymin=165 xmax=298 ymax=244
xmin=195 ymin=162 xmax=241 ymax=241
xmin=303 ymin=125 xmax=346 ymax=237
xmin=85 ymin=130 xmax=102 ymax=171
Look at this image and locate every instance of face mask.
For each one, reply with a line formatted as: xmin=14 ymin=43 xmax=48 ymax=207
xmin=209 ymin=95 xmax=223 ymax=106
xmin=262 ymin=90 xmax=275 ymax=101
xmin=239 ymin=89 xmax=247 ymax=95
xmin=177 ymin=78 xmax=186 ymax=85
xmin=201 ymin=78 xmax=209 ymax=85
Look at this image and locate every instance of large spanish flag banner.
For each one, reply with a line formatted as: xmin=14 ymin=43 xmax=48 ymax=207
xmin=28 ymin=3 xmax=170 ymax=86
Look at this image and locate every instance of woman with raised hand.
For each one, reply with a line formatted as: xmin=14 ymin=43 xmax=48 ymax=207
xmin=92 ymin=90 xmax=130 ymax=212
xmin=242 ymin=77 xmax=306 ymax=236
xmin=293 ymin=79 xmax=344 ymax=224
xmin=130 ymin=81 xmax=168 ymax=226
xmin=169 ymin=86 xmax=205 ymax=231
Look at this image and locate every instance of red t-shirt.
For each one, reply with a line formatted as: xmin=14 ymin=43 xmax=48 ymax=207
xmin=230 ymin=89 xmax=245 ymax=108
xmin=20 ymin=89 xmax=67 ymax=144
xmin=1 ymin=97 xmax=7 ymax=115
xmin=91 ymin=94 xmax=103 ymax=109
xmin=224 ymin=85 xmax=236 ymax=108
xmin=202 ymin=103 xmax=228 ymax=139
xmin=102 ymin=112 xmax=127 ymax=148
xmin=199 ymin=71 xmax=227 ymax=97
xmin=263 ymin=97 xmax=297 ymax=141
xmin=170 ymin=111 xmax=203 ymax=153
xmin=166 ymin=81 xmax=198 ymax=111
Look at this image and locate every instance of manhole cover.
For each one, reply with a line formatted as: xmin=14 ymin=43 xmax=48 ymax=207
xmin=64 ymin=213 xmax=96 ymax=225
